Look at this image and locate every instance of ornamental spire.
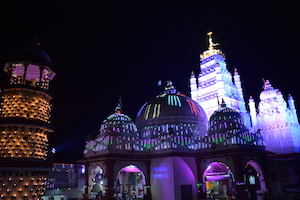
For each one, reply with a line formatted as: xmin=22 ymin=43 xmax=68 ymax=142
xmin=262 ymin=79 xmax=273 ymax=90
xmin=200 ymin=32 xmax=224 ymax=59
xmin=191 ymin=71 xmax=195 ymax=78
xmin=115 ymin=96 xmax=122 ymax=113
xmin=207 ymin=32 xmax=219 ymax=50
xmin=164 ymin=81 xmax=177 ymax=94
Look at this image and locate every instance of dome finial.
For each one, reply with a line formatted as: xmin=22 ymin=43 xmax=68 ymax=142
xmin=164 ymin=81 xmax=177 ymax=94
xmin=220 ymin=99 xmax=226 ymax=107
xmin=207 ymin=32 xmax=219 ymax=50
xmin=115 ymin=96 xmax=122 ymax=113
xmin=262 ymin=79 xmax=273 ymax=90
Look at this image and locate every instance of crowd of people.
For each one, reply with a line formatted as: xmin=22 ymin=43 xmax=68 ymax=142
xmin=113 ymin=190 xmax=137 ymax=200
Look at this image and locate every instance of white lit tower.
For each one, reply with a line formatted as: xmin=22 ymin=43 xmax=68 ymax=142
xmin=0 ymin=40 xmax=55 ymax=200
xmin=190 ymin=32 xmax=251 ymax=128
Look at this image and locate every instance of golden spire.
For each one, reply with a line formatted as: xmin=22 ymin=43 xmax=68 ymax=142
xmin=200 ymin=32 xmax=224 ymax=59
xmin=207 ymin=32 xmax=219 ymax=50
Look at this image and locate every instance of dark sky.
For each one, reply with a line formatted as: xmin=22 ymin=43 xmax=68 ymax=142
xmin=0 ymin=1 xmax=299 ymax=162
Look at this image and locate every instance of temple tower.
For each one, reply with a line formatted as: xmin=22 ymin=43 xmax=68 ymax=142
xmin=0 ymin=41 xmax=55 ymax=200
xmin=190 ymin=32 xmax=251 ymax=128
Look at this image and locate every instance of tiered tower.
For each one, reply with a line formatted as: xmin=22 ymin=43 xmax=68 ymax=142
xmin=190 ymin=32 xmax=251 ymax=128
xmin=0 ymin=42 xmax=55 ymax=200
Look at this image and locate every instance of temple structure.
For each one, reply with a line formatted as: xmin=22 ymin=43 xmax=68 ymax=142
xmin=190 ymin=32 xmax=300 ymax=156
xmin=82 ymin=32 xmax=300 ymax=200
xmin=2 ymin=33 xmax=299 ymax=200
xmin=0 ymin=41 xmax=55 ymax=200
xmin=189 ymin=32 xmax=300 ymax=199
xmin=82 ymin=82 xmax=268 ymax=200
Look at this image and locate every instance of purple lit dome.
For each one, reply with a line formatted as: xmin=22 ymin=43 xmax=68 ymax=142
xmin=99 ymin=106 xmax=138 ymax=137
xmin=135 ymin=81 xmax=208 ymax=137
xmin=208 ymin=100 xmax=248 ymax=135
xmin=7 ymin=45 xmax=53 ymax=69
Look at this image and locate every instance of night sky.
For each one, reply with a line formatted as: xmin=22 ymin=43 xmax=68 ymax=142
xmin=0 ymin=1 xmax=299 ymax=162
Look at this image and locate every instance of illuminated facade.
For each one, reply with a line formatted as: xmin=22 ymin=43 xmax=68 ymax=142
xmin=190 ymin=32 xmax=300 ymax=199
xmin=0 ymin=44 xmax=55 ymax=200
xmin=83 ymin=81 xmax=267 ymax=200
xmin=82 ymin=33 xmax=300 ymax=200
xmin=190 ymin=32 xmax=300 ymax=155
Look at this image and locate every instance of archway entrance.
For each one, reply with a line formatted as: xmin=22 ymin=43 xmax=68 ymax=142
xmin=115 ymin=165 xmax=146 ymax=199
xmin=203 ymin=162 xmax=235 ymax=200
xmin=90 ymin=165 xmax=106 ymax=198
xmin=244 ymin=160 xmax=266 ymax=200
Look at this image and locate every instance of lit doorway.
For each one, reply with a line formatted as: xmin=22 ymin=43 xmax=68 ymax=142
xmin=244 ymin=160 xmax=266 ymax=200
xmin=203 ymin=162 xmax=235 ymax=200
xmin=90 ymin=165 xmax=106 ymax=198
xmin=115 ymin=165 xmax=146 ymax=199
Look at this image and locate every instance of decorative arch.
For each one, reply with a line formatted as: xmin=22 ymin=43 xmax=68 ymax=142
xmin=203 ymin=162 xmax=235 ymax=199
xmin=89 ymin=165 xmax=106 ymax=198
xmin=245 ymin=160 xmax=266 ymax=198
xmin=115 ymin=165 xmax=146 ymax=199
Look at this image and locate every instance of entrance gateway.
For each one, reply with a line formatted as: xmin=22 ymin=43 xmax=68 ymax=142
xmin=203 ymin=162 xmax=235 ymax=199
xmin=203 ymin=161 xmax=266 ymax=200
xmin=115 ymin=165 xmax=146 ymax=199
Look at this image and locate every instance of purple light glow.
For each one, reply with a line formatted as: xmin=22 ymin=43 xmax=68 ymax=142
xmin=122 ymin=165 xmax=141 ymax=172
xmin=205 ymin=175 xmax=230 ymax=181
xmin=203 ymin=162 xmax=232 ymax=182
xmin=152 ymin=167 xmax=169 ymax=179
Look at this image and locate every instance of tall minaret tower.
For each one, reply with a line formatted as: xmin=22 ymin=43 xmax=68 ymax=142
xmin=0 ymin=40 xmax=55 ymax=200
xmin=190 ymin=32 xmax=251 ymax=128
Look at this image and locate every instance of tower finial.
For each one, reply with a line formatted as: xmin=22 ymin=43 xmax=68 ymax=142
xmin=207 ymin=32 xmax=219 ymax=50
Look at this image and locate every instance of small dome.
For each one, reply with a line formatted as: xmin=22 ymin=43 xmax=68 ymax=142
xmin=100 ymin=108 xmax=138 ymax=137
xmin=208 ymin=100 xmax=247 ymax=135
xmin=7 ymin=45 xmax=53 ymax=69
xmin=136 ymin=84 xmax=208 ymax=136
xmin=259 ymin=80 xmax=278 ymax=100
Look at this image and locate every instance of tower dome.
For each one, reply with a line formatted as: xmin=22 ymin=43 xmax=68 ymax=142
xmin=6 ymin=45 xmax=53 ymax=69
xmin=136 ymin=81 xmax=208 ymax=139
xmin=3 ymin=42 xmax=55 ymax=90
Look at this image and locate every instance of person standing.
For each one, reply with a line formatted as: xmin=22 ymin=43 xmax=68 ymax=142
xmin=132 ymin=192 xmax=137 ymax=200
xmin=246 ymin=189 xmax=251 ymax=200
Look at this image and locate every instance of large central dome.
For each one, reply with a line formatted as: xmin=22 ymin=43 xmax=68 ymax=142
xmin=135 ymin=81 xmax=208 ymax=136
